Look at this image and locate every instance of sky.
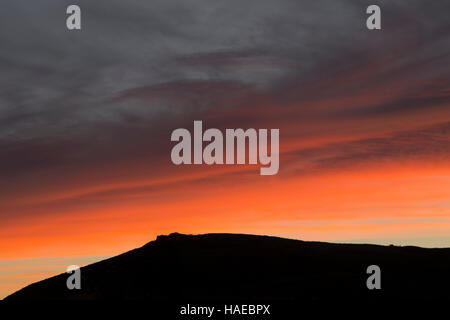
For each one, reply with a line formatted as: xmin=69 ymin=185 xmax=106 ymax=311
xmin=0 ymin=0 xmax=449 ymax=299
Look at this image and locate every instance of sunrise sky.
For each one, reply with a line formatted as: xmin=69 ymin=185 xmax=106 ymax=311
xmin=1 ymin=0 xmax=449 ymax=299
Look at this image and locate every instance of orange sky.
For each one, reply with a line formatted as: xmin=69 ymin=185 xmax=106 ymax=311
xmin=1 ymin=156 xmax=449 ymax=298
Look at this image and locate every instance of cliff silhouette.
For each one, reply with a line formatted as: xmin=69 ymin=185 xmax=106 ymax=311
xmin=5 ymin=233 xmax=450 ymax=302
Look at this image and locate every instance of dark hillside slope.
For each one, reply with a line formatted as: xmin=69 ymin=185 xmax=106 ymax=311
xmin=5 ymin=233 xmax=450 ymax=302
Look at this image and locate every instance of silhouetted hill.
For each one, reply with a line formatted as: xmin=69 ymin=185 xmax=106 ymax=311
xmin=5 ymin=233 xmax=450 ymax=303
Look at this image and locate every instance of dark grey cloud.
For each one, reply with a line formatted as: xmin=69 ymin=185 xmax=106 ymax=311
xmin=0 ymin=0 xmax=448 ymax=140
